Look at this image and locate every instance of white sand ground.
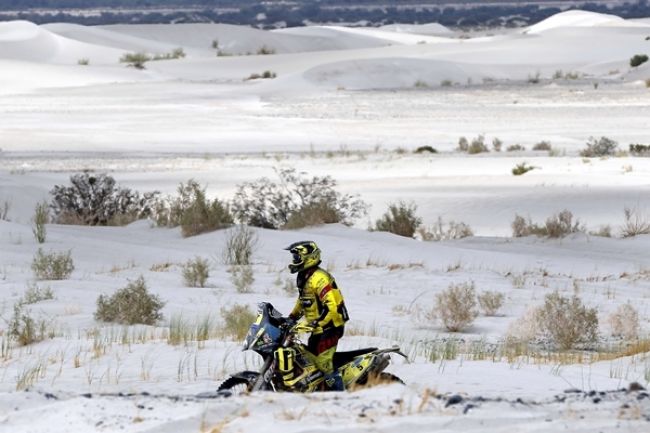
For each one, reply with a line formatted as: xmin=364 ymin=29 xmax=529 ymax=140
xmin=0 ymin=9 xmax=650 ymax=433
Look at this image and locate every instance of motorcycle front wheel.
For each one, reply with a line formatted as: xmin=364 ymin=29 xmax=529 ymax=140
xmin=217 ymin=371 xmax=260 ymax=395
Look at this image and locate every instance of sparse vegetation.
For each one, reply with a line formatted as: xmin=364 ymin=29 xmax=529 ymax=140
xmin=119 ymin=52 xmax=151 ymax=69
xmin=536 ymin=291 xmax=598 ymax=350
xmin=22 ymin=284 xmax=55 ymax=304
xmin=478 ymin=291 xmax=504 ymax=316
xmin=8 ymin=303 xmax=46 ymax=346
xmin=182 ymin=257 xmax=210 ymax=288
xmin=95 ymin=277 xmax=165 ymax=325
xmin=154 ymin=179 xmax=232 ymax=237
xmin=230 ymin=265 xmax=254 ymax=293
xmin=414 ymin=80 xmax=429 ymax=88
xmin=417 ymin=217 xmax=473 ymax=241
xmin=50 ymin=172 xmax=159 ymax=226
xmin=532 ymin=141 xmax=552 ymax=151
xmin=232 ymin=168 xmax=367 ymax=229
xmin=492 ymin=137 xmax=502 ymax=152
xmin=580 ymin=136 xmax=618 ymax=157
xmin=374 ymin=201 xmax=422 ymax=238
xmin=0 ymin=200 xmax=10 ymax=221
xmin=414 ymin=145 xmax=437 ymax=154
xmin=630 ymin=54 xmax=649 ymax=67
xmin=152 ymin=48 xmax=185 ymax=60
xmin=527 ymin=71 xmax=541 ymax=84
xmin=77 ymin=58 xmax=89 ymax=65
xmin=31 ymin=249 xmax=74 ymax=280
xmin=221 ymin=304 xmax=256 ymax=340
xmin=511 ymin=210 xmax=582 ymax=238
xmin=629 ymin=144 xmax=650 ymax=156
xmin=608 ymin=304 xmax=639 ymax=340
xmin=440 ymin=79 xmax=453 ymax=87
xmin=512 ymin=162 xmax=535 ymax=176
xmin=223 ymin=225 xmax=257 ymax=266
xmin=468 ymin=135 xmax=489 ymax=154
xmin=589 ymin=225 xmax=612 ymax=237
xmin=457 ymin=136 xmax=469 ymax=152
xmin=256 ymin=45 xmax=276 ymax=55
xmin=246 ymin=70 xmax=277 ymax=80
xmin=620 ymin=206 xmax=650 ymax=237
xmin=32 ymin=201 xmax=49 ymax=243
xmin=435 ymin=282 xmax=478 ymax=332
xmin=506 ymin=144 xmax=525 ymax=152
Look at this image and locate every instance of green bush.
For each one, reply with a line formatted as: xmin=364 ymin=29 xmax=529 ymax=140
xmin=374 ymin=201 xmax=422 ymax=238
xmin=22 ymin=284 xmax=55 ymax=304
xmin=537 ymin=292 xmax=598 ymax=350
xmin=221 ymin=304 xmax=256 ymax=340
xmin=120 ymin=52 xmax=151 ymax=69
xmin=95 ymin=277 xmax=165 ymax=325
xmin=511 ymin=210 xmax=582 ymax=238
xmin=629 ymin=144 xmax=650 ymax=156
xmin=512 ymin=162 xmax=535 ymax=176
xmin=506 ymin=144 xmax=525 ymax=152
xmin=630 ymin=54 xmax=649 ymax=67
xmin=182 ymin=257 xmax=210 ymax=287
xmin=8 ymin=303 xmax=46 ymax=346
xmin=155 ymin=179 xmax=233 ymax=237
xmin=32 ymin=201 xmax=49 ymax=243
xmin=468 ymin=135 xmax=489 ymax=154
xmin=31 ymin=249 xmax=74 ymax=280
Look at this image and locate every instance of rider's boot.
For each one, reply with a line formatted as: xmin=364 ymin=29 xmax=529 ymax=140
xmin=324 ymin=371 xmax=345 ymax=391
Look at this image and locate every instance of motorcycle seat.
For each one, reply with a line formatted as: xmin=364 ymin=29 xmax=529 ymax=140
xmin=333 ymin=347 xmax=378 ymax=370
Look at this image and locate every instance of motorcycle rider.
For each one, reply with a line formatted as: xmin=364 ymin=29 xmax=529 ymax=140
xmin=285 ymin=240 xmax=349 ymax=391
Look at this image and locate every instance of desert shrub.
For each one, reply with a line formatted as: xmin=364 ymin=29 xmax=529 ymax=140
xmin=440 ymin=79 xmax=453 ymax=87
xmin=533 ymin=141 xmax=552 ymax=151
xmin=645 ymin=78 xmax=650 ymax=88
xmin=468 ymin=135 xmax=489 ymax=154
xmin=152 ymin=48 xmax=185 ymax=60
xmin=492 ymin=138 xmax=503 ymax=152
xmin=630 ymin=54 xmax=649 ymax=67
xmin=230 ymin=265 xmax=254 ymax=293
xmin=232 ymin=168 xmax=367 ymax=229
xmin=50 ymin=172 xmax=159 ymax=226
xmin=283 ymin=200 xmax=343 ymax=230
xmin=182 ymin=257 xmax=210 ymax=288
xmin=511 ymin=215 xmax=545 ymax=237
xmin=77 ymin=58 xmax=89 ymax=65
xmin=435 ymin=282 xmax=478 ymax=332
xmin=31 ymin=249 xmax=74 ymax=280
xmin=246 ymin=70 xmax=277 ymax=80
xmin=221 ymin=304 xmax=257 ymax=340
xmin=32 ymin=201 xmax=49 ymax=243
xmin=257 ymin=45 xmax=276 ymax=55
xmin=418 ymin=217 xmax=473 ymax=241
xmin=8 ymin=303 xmax=46 ymax=346
xmin=589 ymin=225 xmax=612 ymax=237
xmin=155 ymin=179 xmax=232 ymax=237
xmin=620 ymin=206 xmax=650 ymax=237
xmin=478 ymin=291 xmax=504 ymax=316
xmin=629 ymin=144 xmax=650 ymax=156
xmin=414 ymin=80 xmax=429 ymax=88
xmin=506 ymin=144 xmax=525 ymax=152
xmin=527 ymin=72 xmax=541 ymax=84
xmin=374 ymin=201 xmax=422 ymax=238
xmin=580 ymin=136 xmax=618 ymax=157
xmin=511 ymin=210 xmax=581 ymax=238
xmin=457 ymin=137 xmax=469 ymax=152
xmin=22 ymin=284 xmax=55 ymax=304
xmin=223 ymin=225 xmax=258 ymax=265
xmin=414 ymin=145 xmax=437 ymax=154
xmin=544 ymin=210 xmax=582 ymax=238
xmin=512 ymin=162 xmax=535 ymax=176
xmin=95 ymin=277 xmax=165 ymax=325
xmin=536 ymin=291 xmax=598 ymax=350
xmin=608 ymin=304 xmax=639 ymax=340
xmin=506 ymin=308 xmax=540 ymax=342
xmin=120 ymin=52 xmax=151 ymax=69
xmin=0 ymin=200 xmax=9 ymax=221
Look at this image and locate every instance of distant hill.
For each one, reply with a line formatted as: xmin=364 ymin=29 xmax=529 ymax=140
xmin=1 ymin=1 xmax=648 ymax=28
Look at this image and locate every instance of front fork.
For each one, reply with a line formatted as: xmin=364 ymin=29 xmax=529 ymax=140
xmin=252 ymin=356 xmax=274 ymax=391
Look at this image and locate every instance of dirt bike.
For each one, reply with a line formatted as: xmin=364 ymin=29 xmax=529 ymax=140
xmin=217 ymin=302 xmax=407 ymax=394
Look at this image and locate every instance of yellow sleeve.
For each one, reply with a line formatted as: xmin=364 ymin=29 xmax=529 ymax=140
xmin=317 ymin=290 xmax=340 ymax=328
xmin=289 ymin=298 xmax=303 ymax=320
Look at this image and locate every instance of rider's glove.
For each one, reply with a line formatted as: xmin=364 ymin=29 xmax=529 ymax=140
xmin=309 ymin=320 xmax=323 ymax=334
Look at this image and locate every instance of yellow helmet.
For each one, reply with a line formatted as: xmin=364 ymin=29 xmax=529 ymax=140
xmin=285 ymin=241 xmax=321 ymax=274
